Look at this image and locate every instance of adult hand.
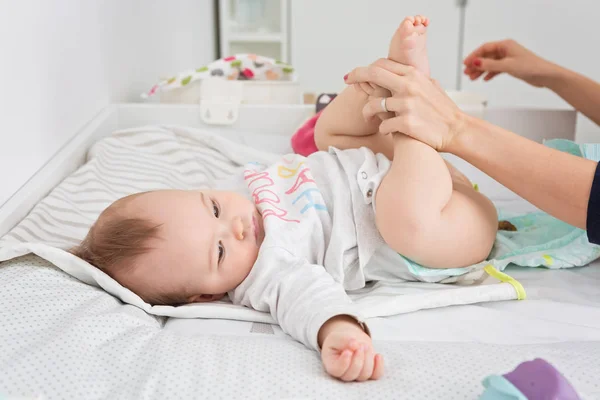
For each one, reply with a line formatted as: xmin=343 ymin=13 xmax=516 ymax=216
xmin=463 ymin=39 xmax=557 ymax=87
xmin=344 ymin=58 xmax=465 ymax=152
xmin=348 ymin=62 xmax=395 ymax=121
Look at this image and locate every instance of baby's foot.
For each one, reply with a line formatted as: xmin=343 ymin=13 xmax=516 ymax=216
xmin=388 ymin=15 xmax=430 ymax=77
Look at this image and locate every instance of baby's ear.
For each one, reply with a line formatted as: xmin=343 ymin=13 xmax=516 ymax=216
xmin=187 ymin=293 xmax=225 ymax=303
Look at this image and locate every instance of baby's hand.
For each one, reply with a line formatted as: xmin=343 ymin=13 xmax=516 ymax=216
xmin=318 ymin=316 xmax=384 ymax=382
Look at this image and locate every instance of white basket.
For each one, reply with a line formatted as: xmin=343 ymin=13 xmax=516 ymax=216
xmin=159 ymin=79 xmax=302 ymax=105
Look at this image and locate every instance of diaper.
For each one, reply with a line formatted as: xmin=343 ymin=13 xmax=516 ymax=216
xmin=394 ymin=139 xmax=600 ymax=282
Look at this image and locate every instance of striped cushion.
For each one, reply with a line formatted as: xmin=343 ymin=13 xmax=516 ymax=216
xmin=0 ymin=125 xmax=279 ymax=249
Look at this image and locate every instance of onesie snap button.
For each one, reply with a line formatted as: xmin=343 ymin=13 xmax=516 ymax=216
xmin=366 ymin=189 xmax=373 ymax=198
xmin=361 ymin=171 xmax=368 ymax=179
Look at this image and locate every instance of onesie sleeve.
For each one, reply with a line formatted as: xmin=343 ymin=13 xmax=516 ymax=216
xmin=586 ymin=162 xmax=600 ymax=244
xmin=229 ymin=247 xmax=369 ymax=352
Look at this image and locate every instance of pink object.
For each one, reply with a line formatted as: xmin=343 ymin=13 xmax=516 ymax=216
xmin=224 ymin=56 xmax=236 ymax=61
xmin=291 ymin=111 xmax=321 ymax=157
xmin=242 ymin=68 xmax=254 ymax=79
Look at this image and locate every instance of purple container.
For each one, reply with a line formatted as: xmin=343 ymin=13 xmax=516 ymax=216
xmin=503 ymin=358 xmax=580 ymax=399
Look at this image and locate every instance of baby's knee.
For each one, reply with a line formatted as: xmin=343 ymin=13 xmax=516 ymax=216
xmin=313 ymin=116 xmax=331 ymax=151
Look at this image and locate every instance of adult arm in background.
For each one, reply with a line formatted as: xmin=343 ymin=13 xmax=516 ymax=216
xmin=464 ymin=39 xmax=600 ymax=128
xmin=343 ymin=59 xmax=599 ymax=241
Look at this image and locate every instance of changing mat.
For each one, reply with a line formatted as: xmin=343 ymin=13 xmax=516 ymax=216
xmin=0 ymin=126 xmax=597 ymax=323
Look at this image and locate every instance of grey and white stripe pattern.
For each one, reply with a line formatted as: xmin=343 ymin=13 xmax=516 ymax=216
xmin=0 ymin=125 xmax=280 ymax=250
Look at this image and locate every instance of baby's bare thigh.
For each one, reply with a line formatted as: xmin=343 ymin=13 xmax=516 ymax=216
xmin=374 ymin=175 xmax=498 ymax=269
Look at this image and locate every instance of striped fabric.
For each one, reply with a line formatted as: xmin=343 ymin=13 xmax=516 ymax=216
xmin=0 ymin=125 xmax=280 ymax=249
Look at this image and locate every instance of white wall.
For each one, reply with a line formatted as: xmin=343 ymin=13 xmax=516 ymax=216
xmin=290 ymin=0 xmax=463 ymax=94
xmin=0 ymin=0 xmax=216 ymax=207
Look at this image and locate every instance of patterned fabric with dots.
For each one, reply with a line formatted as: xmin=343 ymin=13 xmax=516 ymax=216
xmin=2 ymin=255 xmax=600 ymax=399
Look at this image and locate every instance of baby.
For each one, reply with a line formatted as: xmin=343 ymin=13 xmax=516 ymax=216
xmin=72 ymin=16 xmax=498 ymax=382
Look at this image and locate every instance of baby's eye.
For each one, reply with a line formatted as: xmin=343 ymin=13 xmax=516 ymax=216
xmin=218 ymin=242 xmax=225 ymax=263
xmin=212 ymin=200 xmax=220 ymax=218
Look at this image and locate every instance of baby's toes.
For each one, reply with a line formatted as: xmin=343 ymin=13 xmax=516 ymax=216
xmin=396 ymin=18 xmax=415 ymax=37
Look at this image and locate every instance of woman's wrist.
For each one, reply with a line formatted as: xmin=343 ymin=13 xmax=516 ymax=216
xmin=538 ymin=61 xmax=570 ymax=90
xmin=447 ymin=109 xmax=475 ymax=155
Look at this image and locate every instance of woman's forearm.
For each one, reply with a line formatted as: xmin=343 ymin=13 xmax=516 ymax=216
xmin=451 ymin=115 xmax=597 ymax=229
xmin=544 ymin=65 xmax=600 ymax=127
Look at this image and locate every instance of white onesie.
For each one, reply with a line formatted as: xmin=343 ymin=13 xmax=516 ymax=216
xmin=228 ymin=147 xmax=392 ymax=351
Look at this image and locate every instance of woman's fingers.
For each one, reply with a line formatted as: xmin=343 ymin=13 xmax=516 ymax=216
xmin=357 ymin=82 xmax=373 ymax=95
xmin=379 ymin=115 xmax=411 ymax=136
xmin=483 ymin=71 xmax=500 ymax=81
xmin=464 ymin=40 xmax=504 ymax=66
xmin=468 ymin=70 xmax=485 ymax=81
xmin=362 ymin=97 xmax=410 ymax=121
xmin=370 ymin=58 xmax=420 ymax=77
xmin=345 ymin=63 xmax=416 ymax=92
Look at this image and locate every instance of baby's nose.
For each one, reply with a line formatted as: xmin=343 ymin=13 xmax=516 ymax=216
xmin=232 ymin=216 xmax=244 ymax=240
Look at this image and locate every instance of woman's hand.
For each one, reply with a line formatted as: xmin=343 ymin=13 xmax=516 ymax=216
xmin=344 ymin=58 xmax=466 ymax=153
xmin=349 ymin=69 xmax=395 ymax=122
xmin=463 ymin=39 xmax=558 ymax=87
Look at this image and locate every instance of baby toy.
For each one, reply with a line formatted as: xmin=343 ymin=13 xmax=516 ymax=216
xmin=480 ymin=358 xmax=580 ymax=399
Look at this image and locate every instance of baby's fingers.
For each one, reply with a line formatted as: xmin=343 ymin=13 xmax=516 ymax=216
xmin=371 ymin=354 xmax=385 ymax=380
xmin=324 ymin=349 xmax=353 ymax=378
xmin=357 ymin=347 xmax=375 ymax=382
xmin=340 ymin=345 xmax=365 ymax=382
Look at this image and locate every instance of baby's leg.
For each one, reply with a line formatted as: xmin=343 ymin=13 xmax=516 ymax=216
xmin=315 ymin=16 xmax=431 ymax=160
xmin=388 ymin=15 xmax=430 ymax=76
xmin=373 ymin=16 xmax=496 ymax=268
xmin=375 ymin=133 xmax=498 ymax=268
xmin=314 ymin=83 xmax=394 ymax=158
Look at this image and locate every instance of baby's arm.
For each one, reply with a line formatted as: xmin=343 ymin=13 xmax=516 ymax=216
xmin=230 ymin=247 xmax=383 ymax=382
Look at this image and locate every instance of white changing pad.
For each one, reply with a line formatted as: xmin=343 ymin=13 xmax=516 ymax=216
xmin=1 ymin=254 xmax=600 ymax=399
xmin=2 ymin=125 xmax=600 ymax=399
xmin=0 ymin=125 xmax=522 ymax=324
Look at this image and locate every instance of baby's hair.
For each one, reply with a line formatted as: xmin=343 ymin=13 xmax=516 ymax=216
xmin=70 ymin=193 xmax=184 ymax=305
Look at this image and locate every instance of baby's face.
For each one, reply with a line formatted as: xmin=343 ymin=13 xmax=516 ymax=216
xmin=127 ymin=189 xmax=264 ymax=303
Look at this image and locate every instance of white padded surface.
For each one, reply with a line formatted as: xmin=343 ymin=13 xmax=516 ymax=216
xmin=2 ymin=255 xmax=600 ymax=399
xmin=0 ymin=125 xmax=523 ymax=326
xmin=2 ymin=125 xmax=600 ymax=399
